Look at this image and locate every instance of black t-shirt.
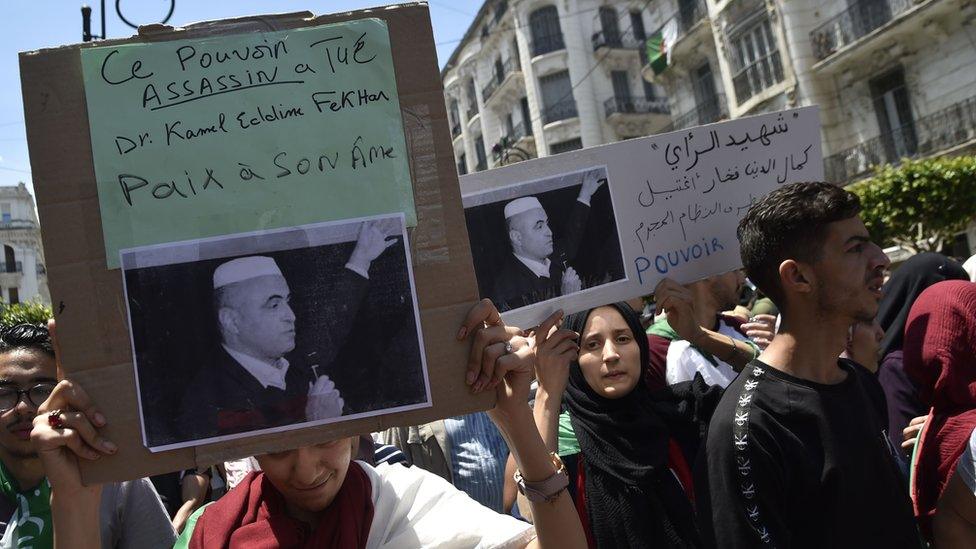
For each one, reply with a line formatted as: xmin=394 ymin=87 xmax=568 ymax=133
xmin=696 ymin=359 xmax=920 ymax=548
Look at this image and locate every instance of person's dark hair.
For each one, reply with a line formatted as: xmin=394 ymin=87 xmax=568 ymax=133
xmin=0 ymin=324 xmax=54 ymax=357
xmin=737 ymin=182 xmax=862 ymax=307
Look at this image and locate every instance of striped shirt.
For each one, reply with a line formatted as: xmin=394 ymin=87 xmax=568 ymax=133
xmin=443 ymin=412 xmax=510 ymax=512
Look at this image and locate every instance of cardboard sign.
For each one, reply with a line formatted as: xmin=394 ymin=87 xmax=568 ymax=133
xmin=20 ymin=4 xmax=487 ymax=483
xmin=81 ymin=18 xmax=416 ymax=268
xmin=461 ymin=107 xmax=822 ymax=327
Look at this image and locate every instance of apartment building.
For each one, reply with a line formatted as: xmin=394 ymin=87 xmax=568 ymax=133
xmin=0 ymin=183 xmax=49 ymax=304
xmin=441 ymin=0 xmax=674 ymax=173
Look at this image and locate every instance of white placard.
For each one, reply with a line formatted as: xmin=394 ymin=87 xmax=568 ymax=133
xmin=461 ymin=106 xmax=822 ymax=327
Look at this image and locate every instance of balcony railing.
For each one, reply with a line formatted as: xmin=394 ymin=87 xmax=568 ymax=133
xmin=0 ymin=220 xmax=37 ymax=230
xmin=482 ymin=57 xmax=520 ymax=102
xmin=676 ymin=0 xmax=708 ymax=35
xmin=531 ymin=34 xmax=565 ymax=57
xmin=542 ymin=99 xmax=578 ymax=125
xmin=0 ymin=261 xmax=23 ymax=274
xmin=665 ymin=94 xmax=727 ymax=131
xmin=451 ymin=121 xmax=462 ymax=139
xmin=493 ymin=121 xmax=534 ymax=161
xmin=810 ymin=0 xmax=914 ymax=61
xmin=604 ymin=96 xmax=670 ymax=118
xmin=825 ymin=94 xmax=976 ymax=183
xmin=591 ymin=29 xmax=644 ymax=52
xmin=466 ymin=102 xmax=479 ymax=121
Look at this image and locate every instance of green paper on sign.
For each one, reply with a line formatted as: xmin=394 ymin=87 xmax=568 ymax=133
xmin=80 ymin=18 xmax=416 ymax=268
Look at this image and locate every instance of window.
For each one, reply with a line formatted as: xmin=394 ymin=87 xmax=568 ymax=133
xmin=642 ymin=79 xmax=657 ymax=101
xmin=693 ymin=62 xmax=721 ymax=123
xmin=495 ymin=57 xmax=505 ymax=83
xmin=504 ymin=113 xmax=515 ymax=137
xmin=599 ymin=7 xmax=621 ymax=47
xmin=0 ymin=203 xmax=9 ymax=224
xmin=449 ymin=100 xmax=461 ymax=137
xmin=475 ymin=136 xmax=488 ymax=170
xmin=457 ymin=153 xmax=468 ymax=176
xmin=529 ymin=6 xmax=564 ymax=56
xmin=539 ymin=71 xmax=577 ymax=124
xmin=520 ymin=97 xmax=533 ymax=136
xmin=630 ymin=11 xmax=647 ymax=41
xmin=550 ymin=138 xmax=583 ymax=155
xmin=870 ymin=67 xmax=916 ymax=161
xmin=7 ymin=288 xmax=17 ymax=306
xmin=466 ymin=79 xmax=479 ymax=118
xmin=729 ymin=15 xmax=784 ymax=104
xmin=3 ymin=245 xmax=14 ymax=273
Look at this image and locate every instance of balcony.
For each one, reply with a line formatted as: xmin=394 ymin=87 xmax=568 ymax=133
xmin=0 ymin=261 xmax=23 ymax=274
xmin=481 ymin=58 xmax=522 ymax=107
xmin=824 ymin=94 xmax=976 ymax=183
xmin=641 ymin=0 xmax=710 ymax=81
xmin=665 ymin=94 xmax=727 ymax=131
xmin=0 ymin=220 xmax=37 ymax=230
xmin=531 ymin=34 xmax=565 ymax=58
xmin=542 ymin=99 xmax=578 ymax=125
xmin=604 ymin=96 xmax=670 ymax=117
xmin=811 ymin=0 xmax=915 ymax=62
xmin=466 ymin=103 xmax=480 ymax=123
xmin=492 ymin=121 xmax=537 ymax=165
xmin=451 ymin=121 xmax=462 ymax=140
xmin=591 ymin=29 xmax=644 ymax=52
xmin=605 ymin=96 xmax=671 ymax=137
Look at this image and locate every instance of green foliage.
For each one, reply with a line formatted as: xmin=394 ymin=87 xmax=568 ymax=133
xmin=848 ymin=155 xmax=976 ymax=252
xmin=0 ymin=300 xmax=53 ymax=328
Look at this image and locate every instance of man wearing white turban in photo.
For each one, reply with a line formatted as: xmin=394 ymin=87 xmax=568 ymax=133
xmin=176 ymin=220 xmax=397 ymax=441
xmin=490 ymin=170 xmax=605 ymax=311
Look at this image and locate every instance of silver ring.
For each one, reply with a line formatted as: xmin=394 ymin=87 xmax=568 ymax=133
xmin=504 ymin=341 xmax=514 ymax=354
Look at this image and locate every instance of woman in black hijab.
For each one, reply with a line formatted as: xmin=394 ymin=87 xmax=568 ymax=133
xmin=877 ymin=252 xmax=968 ymax=451
xmin=534 ymin=302 xmax=712 ymax=548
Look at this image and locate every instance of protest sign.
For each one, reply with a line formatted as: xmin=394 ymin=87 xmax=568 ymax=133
xmin=461 ymin=106 xmax=822 ymax=327
xmin=21 ymin=4 xmax=486 ymax=483
xmin=81 ymin=17 xmax=416 ymax=268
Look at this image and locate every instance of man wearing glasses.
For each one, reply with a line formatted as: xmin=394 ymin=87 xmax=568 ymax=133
xmin=0 ymin=324 xmax=175 ymax=547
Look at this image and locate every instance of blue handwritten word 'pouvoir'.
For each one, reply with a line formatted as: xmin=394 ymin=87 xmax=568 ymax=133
xmin=634 ymin=237 xmax=725 ymax=284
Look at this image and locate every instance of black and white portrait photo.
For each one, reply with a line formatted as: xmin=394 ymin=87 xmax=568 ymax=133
xmin=120 ymin=214 xmax=430 ymax=451
xmin=463 ymin=166 xmax=626 ymax=313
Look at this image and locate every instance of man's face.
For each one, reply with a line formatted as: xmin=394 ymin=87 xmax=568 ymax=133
xmin=847 ymin=319 xmax=885 ymax=372
xmin=257 ymin=437 xmax=355 ymax=512
xmin=809 ymin=216 xmax=889 ymax=322
xmin=222 ymin=275 xmax=296 ymax=360
xmin=0 ymin=349 xmax=56 ymax=459
xmin=510 ymin=208 xmax=553 ymax=261
xmin=709 ymin=270 xmax=746 ymax=310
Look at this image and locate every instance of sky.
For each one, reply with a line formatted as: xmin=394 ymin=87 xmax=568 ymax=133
xmin=0 ymin=1 xmax=482 ymax=194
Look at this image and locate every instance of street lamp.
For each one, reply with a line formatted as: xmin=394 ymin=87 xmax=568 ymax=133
xmin=82 ymin=0 xmax=176 ymax=42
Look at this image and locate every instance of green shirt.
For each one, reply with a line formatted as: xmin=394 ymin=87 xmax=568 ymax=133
xmin=557 ymin=411 xmax=581 ymax=457
xmin=173 ymin=503 xmax=211 ymax=549
xmin=0 ymin=460 xmax=53 ymax=549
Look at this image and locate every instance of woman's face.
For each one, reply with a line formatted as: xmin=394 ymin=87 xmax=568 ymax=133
xmin=578 ymin=306 xmax=642 ymax=399
xmin=256 ymin=436 xmax=356 ymax=514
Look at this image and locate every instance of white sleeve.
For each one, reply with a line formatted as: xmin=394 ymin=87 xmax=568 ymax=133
xmin=665 ymin=341 xmax=696 ymax=386
xmin=363 ymin=461 xmax=535 ymax=549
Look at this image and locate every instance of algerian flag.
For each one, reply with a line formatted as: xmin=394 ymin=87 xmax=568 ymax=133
xmin=646 ymin=18 xmax=678 ymax=78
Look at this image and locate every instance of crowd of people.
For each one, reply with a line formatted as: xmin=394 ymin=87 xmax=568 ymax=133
xmin=2 ymin=181 xmax=976 ymax=547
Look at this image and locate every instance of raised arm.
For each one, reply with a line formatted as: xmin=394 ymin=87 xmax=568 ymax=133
xmin=459 ymin=300 xmax=586 ymax=549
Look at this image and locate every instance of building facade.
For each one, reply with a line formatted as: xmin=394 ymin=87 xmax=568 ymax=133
xmin=0 ymin=183 xmax=49 ymax=305
xmin=444 ymin=0 xmax=976 ymax=252
xmin=441 ymin=0 xmax=674 ymax=173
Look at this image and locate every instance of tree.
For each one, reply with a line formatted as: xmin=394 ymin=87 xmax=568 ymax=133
xmin=0 ymin=300 xmax=53 ymax=328
xmin=848 ymin=155 xmax=976 ymax=253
